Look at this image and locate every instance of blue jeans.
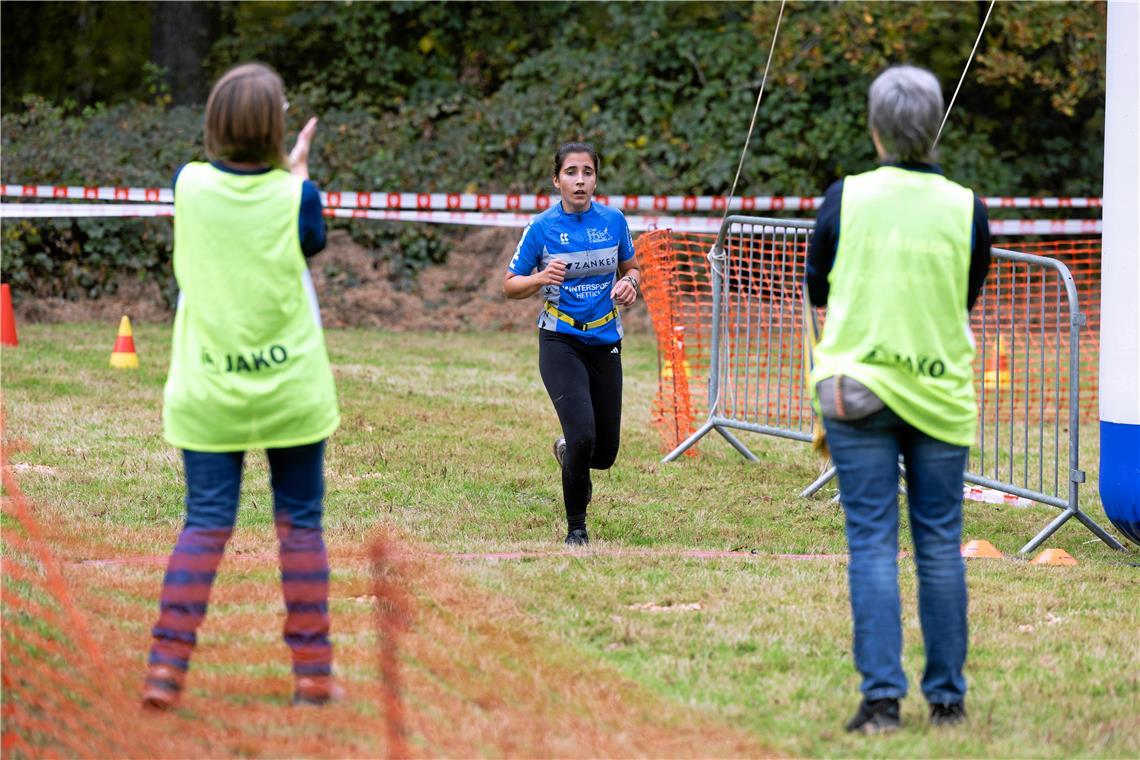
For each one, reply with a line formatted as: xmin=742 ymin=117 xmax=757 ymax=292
xmin=823 ymin=408 xmax=969 ymax=704
xmin=183 ymin=441 xmax=326 ymax=530
xmin=152 ymin=441 xmax=332 ymax=676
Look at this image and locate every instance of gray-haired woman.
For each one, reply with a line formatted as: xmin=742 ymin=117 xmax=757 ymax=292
xmin=806 ymin=65 xmax=991 ymax=734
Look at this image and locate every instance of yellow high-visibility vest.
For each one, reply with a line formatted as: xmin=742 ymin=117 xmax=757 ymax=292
xmin=811 ymin=166 xmax=976 ymax=446
xmin=163 ymin=163 xmax=339 ymax=451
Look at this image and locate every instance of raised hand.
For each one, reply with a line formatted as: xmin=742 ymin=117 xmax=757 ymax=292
xmin=289 ymin=117 xmax=319 ymax=179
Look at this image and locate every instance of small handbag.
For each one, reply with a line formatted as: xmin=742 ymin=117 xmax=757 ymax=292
xmin=815 ymin=374 xmax=885 ymax=421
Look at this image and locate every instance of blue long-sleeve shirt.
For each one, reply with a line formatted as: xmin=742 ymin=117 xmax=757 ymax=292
xmin=806 ymin=163 xmax=991 ymax=311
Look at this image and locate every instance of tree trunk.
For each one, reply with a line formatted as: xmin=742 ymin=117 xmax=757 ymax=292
xmin=150 ymin=1 xmax=218 ymax=105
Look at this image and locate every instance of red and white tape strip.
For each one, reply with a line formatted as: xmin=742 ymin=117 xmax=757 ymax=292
xmin=0 ymin=202 xmax=1105 ymax=235
xmin=1 ymin=184 xmax=173 ymax=203
xmin=0 ymin=183 xmax=1104 ymax=211
xmin=0 ymin=203 xmax=726 ymax=232
xmin=0 ymin=203 xmax=174 ymax=218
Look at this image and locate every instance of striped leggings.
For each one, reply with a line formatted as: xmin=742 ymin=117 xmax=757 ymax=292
xmin=148 ymin=441 xmax=331 ymax=677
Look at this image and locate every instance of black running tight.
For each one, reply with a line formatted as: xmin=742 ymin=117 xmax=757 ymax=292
xmin=538 ymin=330 xmax=623 ymax=531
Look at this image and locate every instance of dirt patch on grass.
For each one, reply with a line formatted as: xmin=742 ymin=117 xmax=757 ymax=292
xmin=14 ymin=274 xmax=174 ymax=325
xmin=13 ymin=228 xmax=651 ymax=335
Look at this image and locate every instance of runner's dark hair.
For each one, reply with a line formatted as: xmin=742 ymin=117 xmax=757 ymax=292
xmin=553 ymin=142 xmax=599 ymax=177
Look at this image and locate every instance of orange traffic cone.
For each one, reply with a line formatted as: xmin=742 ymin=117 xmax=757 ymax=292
xmin=1 ymin=283 xmax=17 ymax=347
xmin=960 ymin=539 xmax=1003 ymax=559
xmin=1030 ymin=548 xmax=1077 ymax=566
xmin=109 ymin=316 xmax=140 ymax=369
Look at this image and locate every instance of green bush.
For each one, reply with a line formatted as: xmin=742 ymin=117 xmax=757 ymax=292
xmin=1 ymin=2 xmax=1106 ymax=302
xmin=0 ymin=97 xmax=451 ymax=300
xmin=2 ymin=217 xmax=175 ymax=304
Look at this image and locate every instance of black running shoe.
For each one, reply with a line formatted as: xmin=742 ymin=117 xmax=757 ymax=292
xmin=929 ymin=702 xmax=966 ymax=727
xmin=553 ymin=436 xmax=566 ymax=467
xmin=845 ymin=698 xmax=901 ymax=734
xmin=564 ymin=528 xmax=589 ymax=546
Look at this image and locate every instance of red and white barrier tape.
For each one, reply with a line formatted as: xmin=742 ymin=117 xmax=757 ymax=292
xmin=0 ymin=203 xmax=728 ymax=232
xmin=0 ymin=202 xmax=1105 ymax=235
xmin=0 ymin=183 xmax=1104 ymax=211
xmin=1 ymin=203 xmax=173 ymax=218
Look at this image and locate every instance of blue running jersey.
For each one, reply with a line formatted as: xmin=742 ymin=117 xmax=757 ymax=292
xmin=508 ymin=201 xmax=636 ymax=345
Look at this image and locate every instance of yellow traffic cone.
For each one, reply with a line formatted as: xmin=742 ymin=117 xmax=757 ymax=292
xmin=983 ymin=338 xmax=1012 ymax=390
xmin=109 ymin=316 xmax=140 ymax=369
xmin=660 ymin=358 xmax=692 ymax=380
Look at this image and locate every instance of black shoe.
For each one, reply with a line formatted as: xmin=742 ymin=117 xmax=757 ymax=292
xmin=845 ymin=698 xmax=901 ymax=735
xmin=929 ymin=702 xmax=966 ymax=727
xmin=553 ymin=436 xmax=566 ymax=467
xmin=564 ymin=528 xmax=589 ymax=546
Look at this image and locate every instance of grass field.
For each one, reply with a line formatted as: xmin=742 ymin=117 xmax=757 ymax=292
xmin=2 ymin=323 xmax=1138 ymax=758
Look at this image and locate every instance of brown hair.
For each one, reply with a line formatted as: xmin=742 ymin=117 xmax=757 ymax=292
xmin=204 ymin=63 xmax=288 ymax=168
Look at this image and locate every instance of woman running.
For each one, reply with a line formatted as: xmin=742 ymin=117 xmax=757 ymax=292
xmin=504 ymin=142 xmax=640 ymax=545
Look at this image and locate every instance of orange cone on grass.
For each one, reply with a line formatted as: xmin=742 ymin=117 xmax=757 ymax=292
xmin=1 ymin=283 xmax=17 ymax=347
xmin=960 ymin=539 xmax=1002 ymax=559
xmin=1031 ymin=548 xmax=1077 ymax=566
xmin=109 ymin=316 xmax=140 ymax=369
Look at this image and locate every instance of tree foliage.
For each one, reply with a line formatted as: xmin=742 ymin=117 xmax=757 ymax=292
xmin=1 ymin=1 xmax=1108 ymax=300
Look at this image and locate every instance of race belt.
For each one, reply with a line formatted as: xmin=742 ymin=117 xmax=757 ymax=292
xmin=544 ymin=302 xmax=618 ymax=332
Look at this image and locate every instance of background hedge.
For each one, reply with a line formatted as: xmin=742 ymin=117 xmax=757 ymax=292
xmin=1 ymin=1 xmax=1106 ymax=304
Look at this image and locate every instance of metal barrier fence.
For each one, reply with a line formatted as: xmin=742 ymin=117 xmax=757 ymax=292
xmin=651 ymin=215 xmax=1123 ymax=553
xmin=967 ymin=247 xmax=1122 ymax=551
xmin=661 ymin=218 xmax=816 ymax=458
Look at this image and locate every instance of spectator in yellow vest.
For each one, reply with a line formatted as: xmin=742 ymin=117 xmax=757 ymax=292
xmin=806 ymin=65 xmax=991 ymax=734
xmin=142 ymin=63 xmax=341 ymax=710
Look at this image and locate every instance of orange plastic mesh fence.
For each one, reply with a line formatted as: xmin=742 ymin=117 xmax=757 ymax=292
xmin=370 ymin=530 xmax=412 ymax=759
xmin=1 ymin=438 xmax=762 ymax=757
xmin=1009 ymin=238 xmax=1102 ymax=420
xmin=1 ymin=445 xmax=210 ymax=758
xmin=638 ymin=231 xmax=1103 ymax=455
xmin=638 ymin=229 xmax=717 ymax=456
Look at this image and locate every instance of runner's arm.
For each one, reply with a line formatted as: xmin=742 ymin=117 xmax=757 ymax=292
xmin=504 ymin=261 xmax=567 ymax=299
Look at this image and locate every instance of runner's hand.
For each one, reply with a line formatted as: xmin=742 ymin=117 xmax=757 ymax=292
xmin=538 ymin=259 xmax=567 ymax=287
xmin=613 ymin=276 xmax=637 ymax=307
